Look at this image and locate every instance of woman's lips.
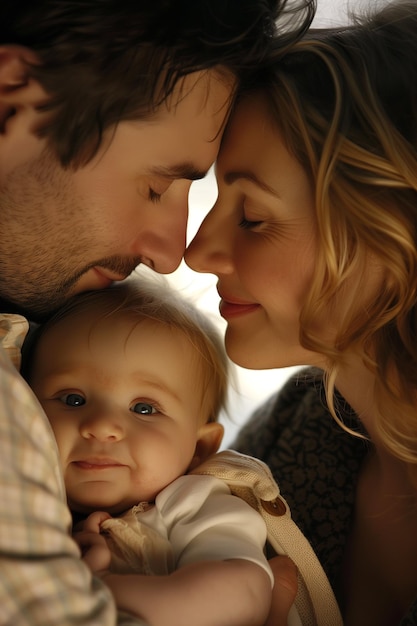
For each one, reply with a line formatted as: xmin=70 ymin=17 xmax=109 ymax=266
xmin=219 ymin=297 xmax=260 ymax=320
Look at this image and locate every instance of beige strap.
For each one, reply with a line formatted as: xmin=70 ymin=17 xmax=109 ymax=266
xmin=191 ymin=450 xmax=343 ymax=626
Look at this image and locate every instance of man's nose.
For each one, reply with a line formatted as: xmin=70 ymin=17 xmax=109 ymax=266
xmin=138 ymin=226 xmax=187 ymax=274
xmin=137 ymin=187 xmax=189 ymax=274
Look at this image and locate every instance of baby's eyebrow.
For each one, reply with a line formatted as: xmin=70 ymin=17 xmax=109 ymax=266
xmin=129 ymin=373 xmax=182 ymax=403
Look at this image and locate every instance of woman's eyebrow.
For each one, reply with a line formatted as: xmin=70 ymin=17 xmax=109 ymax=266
xmin=223 ymin=170 xmax=279 ymax=197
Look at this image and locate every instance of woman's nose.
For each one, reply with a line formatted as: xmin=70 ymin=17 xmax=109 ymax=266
xmin=185 ymin=205 xmax=234 ymax=275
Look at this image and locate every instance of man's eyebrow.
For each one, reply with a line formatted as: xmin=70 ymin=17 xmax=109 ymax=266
xmin=150 ymin=163 xmax=208 ymax=181
xmin=223 ymin=170 xmax=279 ymax=197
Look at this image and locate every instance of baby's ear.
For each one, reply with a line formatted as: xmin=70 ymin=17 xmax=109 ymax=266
xmin=188 ymin=422 xmax=224 ymax=471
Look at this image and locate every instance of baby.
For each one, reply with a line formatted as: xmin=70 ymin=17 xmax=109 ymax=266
xmin=24 ymin=278 xmax=273 ymax=626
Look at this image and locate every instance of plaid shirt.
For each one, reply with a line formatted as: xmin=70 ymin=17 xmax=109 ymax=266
xmin=0 ymin=314 xmax=146 ymax=626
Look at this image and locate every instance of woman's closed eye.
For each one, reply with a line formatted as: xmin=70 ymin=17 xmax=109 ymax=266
xmin=238 ymin=200 xmax=266 ymax=230
xmin=239 ymin=217 xmax=263 ymax=230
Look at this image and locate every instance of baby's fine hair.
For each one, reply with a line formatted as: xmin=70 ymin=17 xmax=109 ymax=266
xmin=237 ymin=1 xmax=417 ymax=474
xmin=24 ymin=277 xmax=229 ymax=425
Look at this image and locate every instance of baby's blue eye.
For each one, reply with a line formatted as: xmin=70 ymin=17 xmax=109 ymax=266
xmin=61 ymin=393 xmax=85 ymax=407
xmin=131 ymin=402 xmax=156 ymax=415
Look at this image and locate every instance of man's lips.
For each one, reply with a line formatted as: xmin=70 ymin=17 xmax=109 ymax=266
xmin=218 ymin=292 xmax=260 ymax=320
xmin=92 ymin=267 xmax=129 ymax=285
xmin=71 ymin=267 xmax=130 ymax=295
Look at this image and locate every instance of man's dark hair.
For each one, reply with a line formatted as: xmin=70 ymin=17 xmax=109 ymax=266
xmin=1 ymin=0 xmax=316 ymax=166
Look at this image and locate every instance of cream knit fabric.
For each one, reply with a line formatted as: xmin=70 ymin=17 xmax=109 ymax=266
xmin=191 ymin=450 xmax=343 ymax=626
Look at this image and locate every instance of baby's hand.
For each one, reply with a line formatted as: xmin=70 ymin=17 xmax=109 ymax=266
xmin=78 ymin=510 xmax=112 ymax=533
xmin=73 ymin=511 xmax=113 ymax=574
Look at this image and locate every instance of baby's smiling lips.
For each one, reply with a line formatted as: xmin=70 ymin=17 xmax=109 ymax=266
xmin=73 ymin=457 xmax=125 ymax=470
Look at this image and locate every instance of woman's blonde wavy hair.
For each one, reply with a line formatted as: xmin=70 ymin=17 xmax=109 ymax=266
xmin=240 ymin=0 xmax=417 ymax=479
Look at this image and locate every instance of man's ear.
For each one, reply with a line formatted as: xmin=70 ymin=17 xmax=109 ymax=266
xmin=0 ymin=45 xmax=48 ymax=135
xmin=188 ymin=422 xmax=224 ymax=471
